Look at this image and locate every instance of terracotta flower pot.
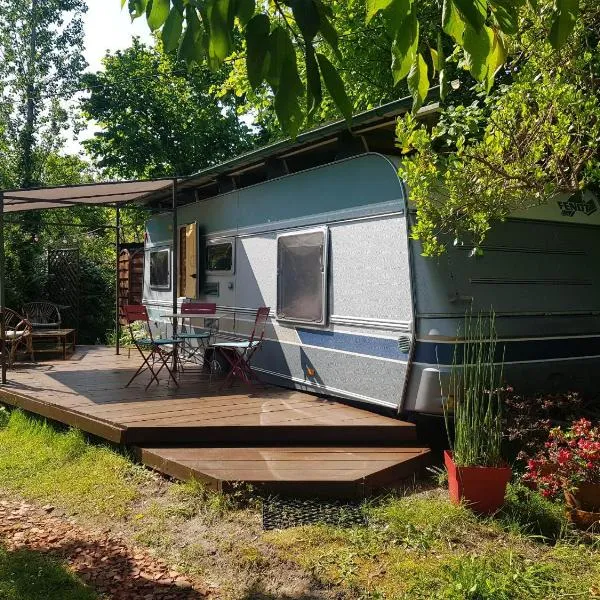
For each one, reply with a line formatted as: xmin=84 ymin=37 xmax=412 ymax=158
xmin=444 ymin=450 xmax=512 ymax=514
xmin=564 ymin=482 xmax=600 ymax=512
xmin=567 ymin=508 xmax=600 ymax=531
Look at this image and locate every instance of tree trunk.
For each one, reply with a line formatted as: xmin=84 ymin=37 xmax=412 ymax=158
xmin=19 ymin=0 xmax=38 ymax=189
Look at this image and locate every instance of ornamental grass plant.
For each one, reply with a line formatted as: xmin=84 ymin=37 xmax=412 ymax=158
xmin=445 ymin=310 xmax=505 ymax=468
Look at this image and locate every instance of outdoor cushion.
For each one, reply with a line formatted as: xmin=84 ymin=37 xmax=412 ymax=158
xmin=136 ymin=338 xmax=180 ymax=346
xmin=177 ymin=331 xmax=210 ymax=339
xmin=212 ymin=341 xmax=260 ymax=349
xmin=5 ymin=330 xmax=25 ymax=339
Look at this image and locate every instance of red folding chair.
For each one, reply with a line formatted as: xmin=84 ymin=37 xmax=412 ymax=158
xmin=122 ymin=305 xmax=182 ymax=389
xmin=177 ymin=303 xmax=218 ymax=368
xmin=212 ymin=306 xmax=270 ymax=387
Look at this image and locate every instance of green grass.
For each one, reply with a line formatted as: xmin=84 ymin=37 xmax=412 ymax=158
xmin=267 ymin=488 xmax=600 ymax=599
xmin=0 ymin=409 xmax=143 ymax=518
xmin=0 ymin=546 xmax=97 ymax=600
xmin=2 ymin=406 xmax=600 ymax=599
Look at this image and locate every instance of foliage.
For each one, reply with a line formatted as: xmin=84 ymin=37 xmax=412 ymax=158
xmin=499 ymin=482 xmax=567 ymax=541
xmin=397 ymin=0 xmax=600 ymax=255
xmin=81 ymin=38 xmax=259 ymax=179
xmin=125 ymin=0 xmax=581 ymax=134
xmin=0 ymin=410 xmax=143 ymax=518
xmin=268 ymin=487 xmax=600 ymax=599
xmin=218 ymin=0 xmax=468 ymax=136
xmin=503 ymin=390 xmax=584 ymax=465
xmin=524 ymin=418 xmax=600 ymax=497
xmin=446 ymin=311 xmax=504 ymax=467
xmin=0 ymin=546 xmax=97 ymax=600
xmin=0 ymin=0 xmax=87 ymax=187
xmin=0 ymin=0 xmax=89 ymax=313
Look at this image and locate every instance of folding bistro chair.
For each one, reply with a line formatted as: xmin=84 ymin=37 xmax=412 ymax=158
xmin=176 ymin=302 xmax=217 ymax=369
xmin=122 ymin=305 xmax=182 ymax=389
xmin=212 ymin=306 xmax=270 ymax=387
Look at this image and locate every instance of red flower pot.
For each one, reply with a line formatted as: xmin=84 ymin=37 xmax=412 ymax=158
xmin=444 ymin=450 xmax=512 ymax=514
xmin=564 ymin=483 xmax=600 ymax=512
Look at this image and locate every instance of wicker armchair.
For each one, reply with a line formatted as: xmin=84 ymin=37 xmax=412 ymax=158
xmin=2 ymin=308 xmax=34 ymax=367
xmin=22 ymin=302 xmax=62 ymax=329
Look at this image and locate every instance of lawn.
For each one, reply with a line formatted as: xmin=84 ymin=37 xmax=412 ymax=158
xmin=1 ymin=405 xmax=600 ymax=599
xmin=0 ymin=546 xmax=97 ymax=600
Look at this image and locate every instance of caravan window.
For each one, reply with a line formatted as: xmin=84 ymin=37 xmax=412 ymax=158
xmin=206 ymin=239 xmax=234 ymax=274
xmin=149 ymin=248 xmax=170 ymax=290
xmin=277 ymin=228 xmax=328 ymax=324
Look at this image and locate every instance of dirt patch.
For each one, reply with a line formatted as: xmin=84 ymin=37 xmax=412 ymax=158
xmin=0 ymin=495 xmax=212 ymax=600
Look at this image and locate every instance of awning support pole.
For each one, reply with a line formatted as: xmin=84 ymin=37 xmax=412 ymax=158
xmin=115 ymin=205 xmax=121 ymax=356
xmin=0 ymin=192 xmax=6 ymax=384
xmin=171 ymin=179 xmax=178 ymax=371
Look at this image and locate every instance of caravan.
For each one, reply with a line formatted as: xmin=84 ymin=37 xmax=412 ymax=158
xmin=142 ymin=100 xmax=600 ymax=415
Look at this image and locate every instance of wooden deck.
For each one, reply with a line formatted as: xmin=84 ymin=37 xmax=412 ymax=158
xmin=0 ymin=346 xmax=430 ymax=496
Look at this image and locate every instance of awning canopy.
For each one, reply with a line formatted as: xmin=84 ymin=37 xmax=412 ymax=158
xmin=1 ymin=178 xmax=176 ymax=213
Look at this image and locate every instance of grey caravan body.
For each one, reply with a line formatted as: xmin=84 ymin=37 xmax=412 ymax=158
xmin=142 ymin=122 xmax=600 ymax=416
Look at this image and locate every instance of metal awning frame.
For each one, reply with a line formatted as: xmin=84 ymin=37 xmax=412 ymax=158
xmin=0 ymin=177 xmax=181 ymax=384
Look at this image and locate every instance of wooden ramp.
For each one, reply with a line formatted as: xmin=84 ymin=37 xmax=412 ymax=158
xmin=0 ymin=346 xmax=430 ymax=497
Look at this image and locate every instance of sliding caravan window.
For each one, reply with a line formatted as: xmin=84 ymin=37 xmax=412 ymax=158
xmin=149 ymin=248 xmax=170 ymax=290
xmin=178 ymin=223 xmax=198 ymax=298
xmin=206 ymin=238 xmax=235 ymax=274
xmin=277 ymin=228 xmax=328 ymax=324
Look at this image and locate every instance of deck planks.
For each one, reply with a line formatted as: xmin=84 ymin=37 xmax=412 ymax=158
xmin=0 ymin=346 xmax=431 ymax=496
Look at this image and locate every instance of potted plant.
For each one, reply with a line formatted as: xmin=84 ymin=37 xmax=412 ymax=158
xmin=444 ymin=311 xmax=512 ymax=514
xmin=524 ymin=418 xmax=600 ymax=529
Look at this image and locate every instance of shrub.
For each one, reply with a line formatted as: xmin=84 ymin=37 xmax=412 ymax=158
xmin=503 ymin=390 xmax=584 ymax=466
xmin=523 ymin=419 xmax=600 ymax=498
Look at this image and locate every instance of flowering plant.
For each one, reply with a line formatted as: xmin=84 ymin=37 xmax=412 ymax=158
xmin=523 ymin=419 xmax=600 ymax=499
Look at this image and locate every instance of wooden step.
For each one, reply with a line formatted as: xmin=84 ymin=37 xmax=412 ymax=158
xmin=137 ymin=446 xmax=432 ymax=498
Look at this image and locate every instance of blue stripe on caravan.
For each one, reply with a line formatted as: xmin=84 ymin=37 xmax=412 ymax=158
xmin=296 ymin=328 xmax=409 ymax=361
xmin=414 ymin=336 xmax=600 ymax=365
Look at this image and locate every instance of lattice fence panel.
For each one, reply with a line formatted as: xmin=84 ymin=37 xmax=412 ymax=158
xmin=47 ymin=248 xmax=80 ymax=329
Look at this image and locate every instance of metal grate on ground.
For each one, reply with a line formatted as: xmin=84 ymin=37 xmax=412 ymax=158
xmin=262 ymin=497 xmax=367 ymax=530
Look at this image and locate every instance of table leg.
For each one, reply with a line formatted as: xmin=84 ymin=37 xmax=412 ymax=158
xmin=62 ymin=335 xmax=66 ymax=360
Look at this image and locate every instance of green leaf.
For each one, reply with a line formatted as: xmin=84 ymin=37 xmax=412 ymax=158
xmin=489 ymin=0 xmax=523 ymax=35
xmin=305 ymin=44 xmax=322 ymax=118
xmin=316 ymin=52 xmax=353 ymax=121
xmin=235 ymin=0 xmax=255 ymax=26
xmin=274 ymin=53 xmax=304 ymax=137
xmin=390 ymin=9 xmax=418 ymax=84
xmin=453 ymin=0 xmax=487 ymax=31
xmin=383 ymin=0 xmax=412 ymax=37
xmin=549 ymin=0 xmax=578 ymax=50
xmin=316 ymin=2 xmax=339 ymax=57
xmin=430 ymin=47 xmax=439 ymax=73
xmin=147 ymin=0 xmax=170 ymax=30
xmin=128 ymin=0 xmax=148 ymax=19
xmin=462 ymin=22 xmax=492 ymax=81
xmin=366 ymin=0 xmax=394 ymax=23
xmin=121 ymin=0 xmax=127 ymax=9
xmin=162 ymin=6 xmax=184 ymax=52
xmin=407 ymin=51 xmax=429 ymax=112
xmin=178 ymin=6 xmax=203 ymax=65
xmin=266 ymin=26 xmax=293 ymax=89
xmin=485 ymin=29 xmax=506 ymax=90
xmin=245 ymin=13 xmax=271 ymax=90
xmin=207 ymin=0 xmax=232 ymax=68
xmin=442 ymin=0 xmax=465 ymax=44
xmin=288 ymin=0 xmax=320 ymax=42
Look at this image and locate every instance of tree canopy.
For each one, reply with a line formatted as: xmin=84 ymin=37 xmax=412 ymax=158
xmin=81 ymin=38 xmax=260 ymax=179
xmin=125 ymin=0 xmax=581 ymax=135
xmin=0 ymin=0 xmax=87 ymax=188
xmin=397 ymin=0 xmax=599 ymax=255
